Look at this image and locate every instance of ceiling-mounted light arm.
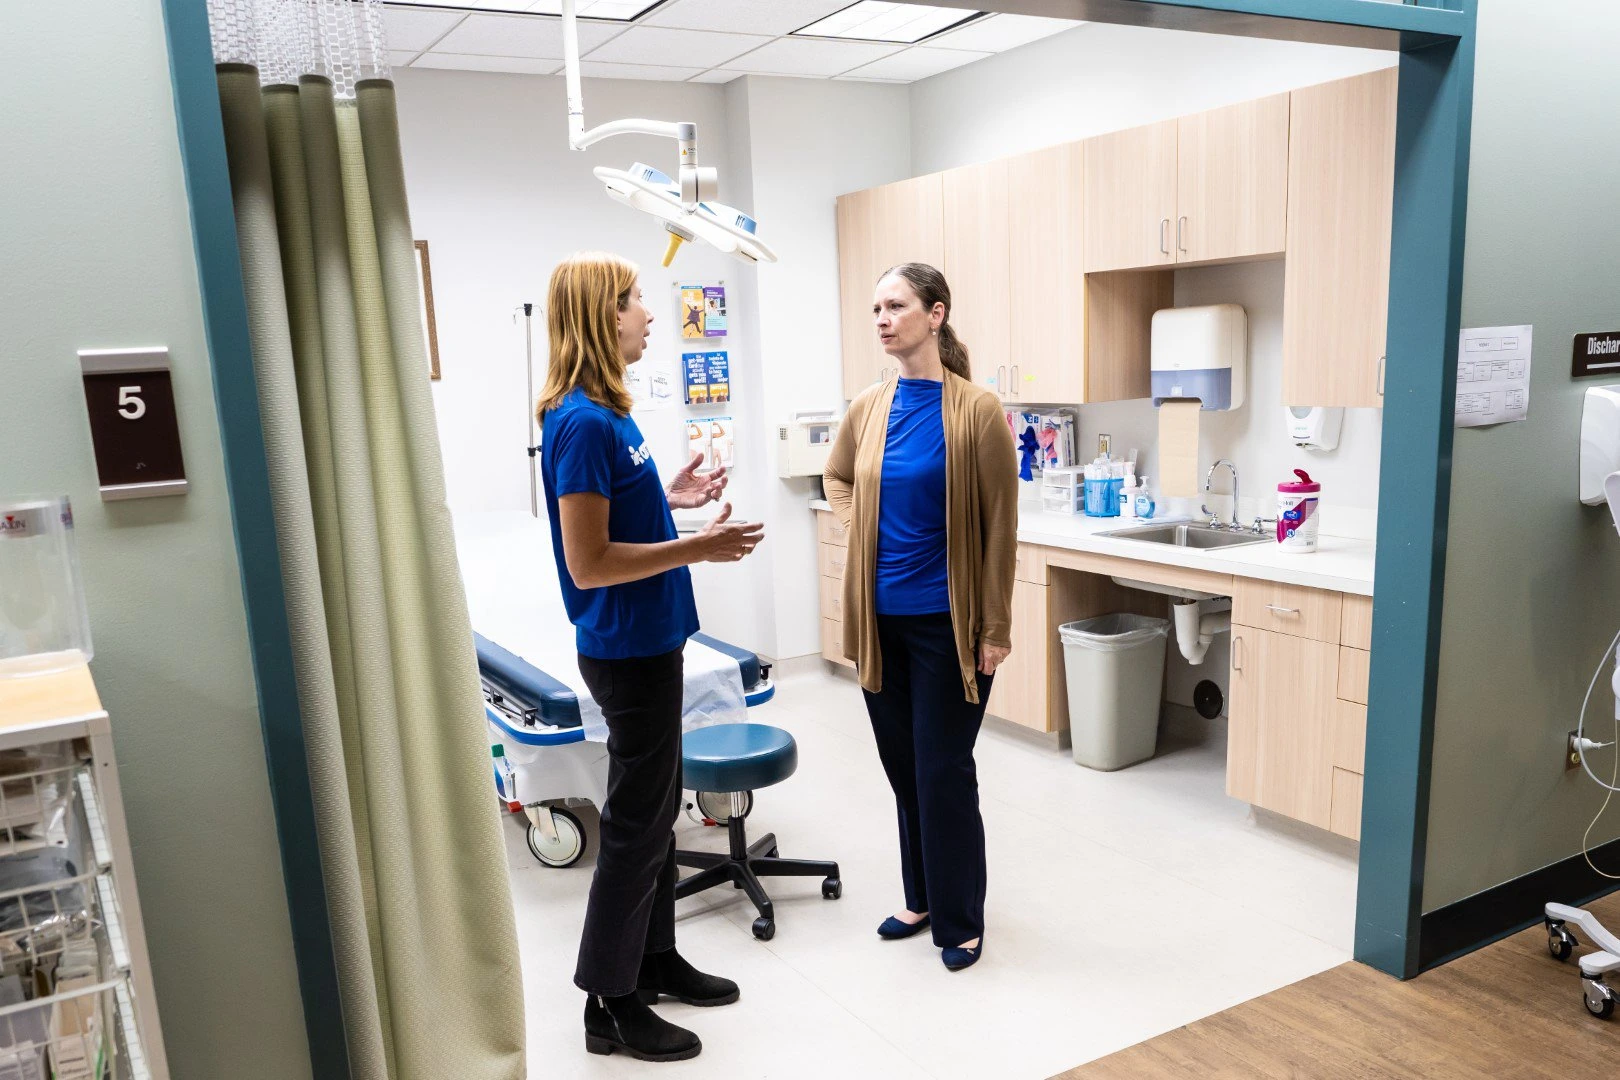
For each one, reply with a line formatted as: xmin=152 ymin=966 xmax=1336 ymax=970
xmin=562 ymin=0 xmax=716 ymax=210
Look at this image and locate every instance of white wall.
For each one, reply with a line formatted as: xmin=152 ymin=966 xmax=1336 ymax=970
xmin=2 ymin=2 xmax=312 ymax=1076
xmin=909 ymin=20 xmax=1397 ymax=174
xmin=393 ymin=68 xmax=777 ymax=648
xmin=727 ymin=76 xmax=913 ymax=659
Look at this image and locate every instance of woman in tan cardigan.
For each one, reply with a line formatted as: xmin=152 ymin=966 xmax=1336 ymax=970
xmin=823 ymin=262 xmax=1018 ymax=971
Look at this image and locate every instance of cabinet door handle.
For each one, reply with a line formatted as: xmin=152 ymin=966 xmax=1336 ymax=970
xmin=998 ymin=365 xmax=1007 ymax=396
xmin=1378 ymin=355 xmax=1387 ymax=397
xmin=1011 ymin=364 xmax=1020 ymax=397
xmin=1160 ymin=218 xmax=1170 ymax=254
xmin=1233 ymin=635 xmax=1243 ymax=672
xmin=1265 ymin=604 xmax=1300 ymax=616
xmin=1178 ymin=215 xmax=1188 ymax=254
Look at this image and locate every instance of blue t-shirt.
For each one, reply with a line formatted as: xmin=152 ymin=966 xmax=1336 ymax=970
xmin=540 ymin=388 xmax=699 ymax=660
xmin=875 ymin=378 xmax=950 ymax=616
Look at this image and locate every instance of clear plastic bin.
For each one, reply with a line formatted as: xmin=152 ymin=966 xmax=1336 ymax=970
xmin=0 ymin=498 xmax=93 ymax=679
xmin=1059 ymin=614 xmax=1169 ymax=770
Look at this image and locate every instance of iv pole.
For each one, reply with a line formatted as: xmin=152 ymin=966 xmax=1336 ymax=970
xmin=520 ymin=302 xmax=538 ymax=517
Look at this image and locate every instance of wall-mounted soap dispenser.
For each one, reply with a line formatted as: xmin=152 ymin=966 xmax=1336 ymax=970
xmin=1287 ymin=406 xmax=1344 ymax=451
xmin=1579 ymin=385 xmax=1620 ymax=505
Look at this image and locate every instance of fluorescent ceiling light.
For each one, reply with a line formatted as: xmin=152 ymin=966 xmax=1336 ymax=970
xmin=382 ymin=1 xmax=661 ymax=21
xmin=793 ymin=2 xmax=984 ymax=45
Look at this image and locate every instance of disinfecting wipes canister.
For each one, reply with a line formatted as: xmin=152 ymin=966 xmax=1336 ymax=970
xmin=1276 ymin=469 xmax=1321 ymax=553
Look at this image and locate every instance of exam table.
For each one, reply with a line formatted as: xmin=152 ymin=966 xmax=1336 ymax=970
xmin=457 ymin=513 xmax=774 ymax=868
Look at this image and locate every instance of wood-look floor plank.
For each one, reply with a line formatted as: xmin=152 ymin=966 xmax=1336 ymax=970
xmin=1057 ymin=892 xmax=1620 ymax=1079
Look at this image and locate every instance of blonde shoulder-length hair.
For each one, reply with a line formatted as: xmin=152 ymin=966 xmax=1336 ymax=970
xmin=536 ymin=252 xmax=638 ymax=421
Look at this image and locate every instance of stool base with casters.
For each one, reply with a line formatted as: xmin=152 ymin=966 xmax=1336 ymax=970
xmin=676 ymin=724 xmax=842 ymax=940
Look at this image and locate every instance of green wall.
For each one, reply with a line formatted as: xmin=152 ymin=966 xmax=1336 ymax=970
xmin=0 ymin=2 xmax=314 ymax=1076
xmin=1425 ymin=0 xmax=1620 ymax=911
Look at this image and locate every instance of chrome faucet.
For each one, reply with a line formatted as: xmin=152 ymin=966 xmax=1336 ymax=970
xmin=1203 ymin=459 xmax=1240 ymax=529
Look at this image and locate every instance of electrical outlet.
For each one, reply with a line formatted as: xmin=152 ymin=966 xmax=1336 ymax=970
xmin=1569 ymin=731 xmax=1584 ymax=772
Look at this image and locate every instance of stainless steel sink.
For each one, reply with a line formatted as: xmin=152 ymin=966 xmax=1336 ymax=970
xmin=1099 ymin=522 xmax=1269 ymax=550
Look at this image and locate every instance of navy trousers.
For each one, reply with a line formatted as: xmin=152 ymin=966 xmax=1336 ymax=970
xmin=862 ymin=613 xmax=993 ymax=948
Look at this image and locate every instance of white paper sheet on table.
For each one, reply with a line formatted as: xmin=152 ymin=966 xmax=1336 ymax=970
xmin=454 ymin=511 xmax=747 ymax=742
xmin=1455 ymin=324 xmax=1532 ymax=428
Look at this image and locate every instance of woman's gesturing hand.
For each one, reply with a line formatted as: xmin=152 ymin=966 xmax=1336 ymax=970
xmin=694 ymin=503 xmax=764 ymax=563
xmin=667 ymin=452 xmax=728 ymax=509
xmin=978 ymin=642 xmax=1011 ymax=676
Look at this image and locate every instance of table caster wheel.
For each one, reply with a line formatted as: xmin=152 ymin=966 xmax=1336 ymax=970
xmin=1586 ymin=983 xmax=1615 ymax=1019
xmin=526 ymin=807 xmax=587 ymax=868
xmin=1549 ymin=926 xmax=1577 ymax=962
xmin=822 ymin=877 xmax=842 ymax=900
xmin=752 ymin=917 xmax=776 ymax=941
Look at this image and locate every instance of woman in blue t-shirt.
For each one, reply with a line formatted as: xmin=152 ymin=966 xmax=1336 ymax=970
xmin=536 ymin=253 xmax=764 ymax=1063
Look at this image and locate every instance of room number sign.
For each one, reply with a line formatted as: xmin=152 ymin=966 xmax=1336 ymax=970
xmin=78 ymin=347 xmax=189 ymax=501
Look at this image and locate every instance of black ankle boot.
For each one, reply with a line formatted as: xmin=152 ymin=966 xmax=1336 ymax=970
xmin=583 ymin=991 xmax=702 ymax=1062
xmin=637 ymin=948 xmax=741 ymax=1007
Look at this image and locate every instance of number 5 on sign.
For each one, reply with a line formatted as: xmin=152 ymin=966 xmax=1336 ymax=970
xmin=118 ymin=386 xmax=145 ymax=420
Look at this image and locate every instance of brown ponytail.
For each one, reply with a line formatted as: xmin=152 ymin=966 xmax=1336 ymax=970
xmin=880 ymin=262 xmax=971 ymax=381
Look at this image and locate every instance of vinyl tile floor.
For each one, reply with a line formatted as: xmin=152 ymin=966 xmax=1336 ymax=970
xmin=506 ymin=665 xmax=1358 ymax=1079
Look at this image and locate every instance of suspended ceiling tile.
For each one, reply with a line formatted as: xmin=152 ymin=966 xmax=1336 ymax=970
xmin=687 ymin=69 xmax=744 ymax=84
xmin=410 ymin=52 xmax=564 ymax=75
xmin=577 ymin=60 xmax=710 ymax=81
xmin=387 ymin=50 xmax=423 ymax=67
xmin=431 ymin=12 xmax=624 ymax=58
xmin=386 ymin=1 xmax=528 ymax=11
xmin=795 ymin=2 xmax=982 ymax=43
xmin=927 ymin=13 xmax=1080 ymax=52
xmin=526 ymin=0 xmax=664 ymax=16
xmin=643 ymin=0 xmax=851 ymax=37
xmin=584 ymin=26 xmax=772 ymax=68
xmin=719 ymin=37 xmax=900 ymax=77
xmin=381 ymin=7 xmax=466 ymax=52
xmin=842 ymin=46 xmax=989 ymax=81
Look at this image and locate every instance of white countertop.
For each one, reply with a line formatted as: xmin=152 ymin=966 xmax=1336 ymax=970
xmin=808 ymin=499 xmax=1375 ymax=595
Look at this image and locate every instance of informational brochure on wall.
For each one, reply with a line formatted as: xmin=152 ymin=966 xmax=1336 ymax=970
xmin=685 ymin=416 xmax=735 ymax=471
xmin=626 ymin=357 xmax=676 ymax=412
xmin=681 ymin=284 xmax=727 ymax=338
xmin=681 ymin=286 xmax=706 ymax=339
xmin=702 ymin=286 xmax=727 ymax=337
xmin=682 ymin=350 xmax=728 ymax=405
xmin=1455 ymin=324 xmax=1532 ymax=428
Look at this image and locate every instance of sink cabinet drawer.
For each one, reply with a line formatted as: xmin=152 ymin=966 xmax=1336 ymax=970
xmin=818 ymin=543 xmax=848 ymax=581
xmin=1233 ymin=580 xmax=1342 ymax=643
xmin=816 ymin=510 xmax=848 ymax=548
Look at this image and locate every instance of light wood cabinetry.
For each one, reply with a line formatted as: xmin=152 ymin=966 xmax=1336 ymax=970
xmin=1229 ymin=581 xmax=1371 ymax=839
xmin=1282 ymin=67 xmax=1398 ymax=408
xmin=985 ymin=579 xmax=1050 ymax=731
xmin=1084 ymin=119 xmax=1179 ymax=272
xmin=1341 ymin=593 xmax=1374 ymax=651
xmin=815 ymin=511 xmax=855 ymax=669
xmin=943 ymin=159 xmax=1012 ymax=396
xmin=837 ymin=174 xmax=946 ymax=399
xmin=1175 ymin=93 xmax=1290 ymax=265
xmin=1007 ymin=142 xmax=1087 ymax=404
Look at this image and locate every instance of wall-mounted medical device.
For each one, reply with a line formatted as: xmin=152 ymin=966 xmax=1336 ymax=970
xmin=1287 ymin=405 xmax=1344 ymax=451
xmin=1150 ymin=304 xmax=1247 ymax=410
xmin=778 ymin=411 xmax=840 ymax=479
xmin=1579 ymin=385 xmax=1620 ymax=505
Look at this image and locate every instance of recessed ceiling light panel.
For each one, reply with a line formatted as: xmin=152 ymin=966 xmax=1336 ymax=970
xmin=793 ymin=2 xmax=984 ymax=45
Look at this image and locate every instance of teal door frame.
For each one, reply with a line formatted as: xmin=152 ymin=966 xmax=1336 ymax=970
xmin=157 ymin=0 xmax=1474 ymax=1074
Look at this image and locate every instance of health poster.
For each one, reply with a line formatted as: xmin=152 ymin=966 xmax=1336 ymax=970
xmin=703 ymin=286 xmax=727 ymax=337
xmin=681 ymin=286 xmax=706 ymax=338
xmin=681 ymin=352 xmax=709 ymax=405
xmin=704 ymin=352 xmax=730 ymax=403
xmin=686 ymin=420 xmax=710 ymax=468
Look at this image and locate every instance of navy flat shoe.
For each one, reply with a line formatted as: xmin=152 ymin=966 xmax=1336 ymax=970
xmin=942 ymin=938 xmax=983 ymax=971
xmin=877 ymin=914 xmax=931 ymax=940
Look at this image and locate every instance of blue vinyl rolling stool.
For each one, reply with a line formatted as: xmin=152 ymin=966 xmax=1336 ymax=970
xmin=676 ymin=723 xmax=842 ymax=941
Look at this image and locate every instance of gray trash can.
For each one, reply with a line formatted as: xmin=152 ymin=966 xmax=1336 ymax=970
xmin=1060 ymin=614 xmax=1170 ymax=771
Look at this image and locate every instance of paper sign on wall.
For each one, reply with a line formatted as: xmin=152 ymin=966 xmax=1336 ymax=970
xmin=1455 ymin=324 xmax=1532 ymax=428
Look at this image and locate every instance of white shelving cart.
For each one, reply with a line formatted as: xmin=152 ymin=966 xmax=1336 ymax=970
xmin=0 ymin=666 xmax=169 ymax=1079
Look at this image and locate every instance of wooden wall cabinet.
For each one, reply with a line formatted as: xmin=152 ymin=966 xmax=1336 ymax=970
xmin=943 ymin=159 xmax=1013 ymax=396
xmin=1282 ymin=67 xmax=1398 ymax=408
xmin=1084 ymin=95 xmax=1288 ymax=273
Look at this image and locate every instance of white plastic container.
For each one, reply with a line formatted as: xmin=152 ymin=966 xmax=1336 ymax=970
xmin=0 ymin=497 xmax=94 ymax=678
xmin=1276 ymin=470 xmax=1321 ymax=553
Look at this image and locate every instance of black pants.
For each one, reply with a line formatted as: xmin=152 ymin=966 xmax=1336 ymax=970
xmin=862 ymin=613 xmax=992 ymax=948
xmin=574 ymin=646 xmax=685 ymax=996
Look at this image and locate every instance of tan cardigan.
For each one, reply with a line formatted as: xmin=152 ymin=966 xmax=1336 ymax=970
xmin=823 ymin=370 xmax=1018 ymax=704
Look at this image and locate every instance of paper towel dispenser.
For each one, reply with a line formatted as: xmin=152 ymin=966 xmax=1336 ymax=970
xmin=1580 ymin=385 xmax=1620 ymax=505
xmin=1151 ymin=304 xmax=1247 ymax=410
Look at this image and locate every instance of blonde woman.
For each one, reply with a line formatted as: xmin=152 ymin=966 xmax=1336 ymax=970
xmin=823 ymin=262 xmax=1018 ymax=972
xmin=536 ymin=253 xmax=763 ymax=1062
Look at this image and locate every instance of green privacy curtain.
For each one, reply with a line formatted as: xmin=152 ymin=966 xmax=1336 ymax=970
xmin=206 ymin=2 xmax=524 ymax=1077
